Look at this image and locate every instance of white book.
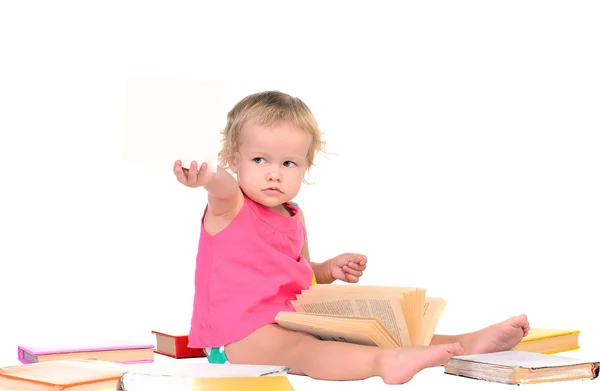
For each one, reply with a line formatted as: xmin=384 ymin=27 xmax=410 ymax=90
xmin=120 ymin=361 xmax=290 ymax=391
xmin=451 ymin=350 xmax=591 ymax=368
xmin=122 ymin=76 xmax=226 ymax=172
xmin=444 ymin=350 xmax=599 ymax=385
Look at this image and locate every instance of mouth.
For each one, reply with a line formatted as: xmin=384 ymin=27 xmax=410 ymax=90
xmin=263 ymin=187 xmax=282 ymax=193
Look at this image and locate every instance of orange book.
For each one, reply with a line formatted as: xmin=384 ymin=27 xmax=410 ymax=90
xmin=0 ymin=359 xmax=126 ymax=390
xmin=513 ymin=328 xmax=580 ymax=354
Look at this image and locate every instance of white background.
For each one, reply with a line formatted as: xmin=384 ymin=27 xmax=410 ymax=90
xmin=1 ymin=1 xmax=598 ymax=390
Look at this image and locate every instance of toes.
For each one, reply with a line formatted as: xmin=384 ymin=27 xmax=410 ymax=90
xmin=447 ymin=342 xmax=464 ymax=355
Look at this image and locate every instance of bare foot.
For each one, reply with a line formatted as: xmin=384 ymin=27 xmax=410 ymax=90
xmin=377 ymin=342 xmax=464 ymax=385
xmin=465 ymin=314 xmax=530 ymax=354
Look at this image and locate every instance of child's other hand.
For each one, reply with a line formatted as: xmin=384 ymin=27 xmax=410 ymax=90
xmin=328 ymin=253 xmax=367 ymax=283
xmin=173 ymin=160 xmax=215 ymax=188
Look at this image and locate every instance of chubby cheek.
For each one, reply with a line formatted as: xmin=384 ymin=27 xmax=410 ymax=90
xmin=285 ymin=172 xmax=305 ymax=193
xmin=238 ymin=164 xmax=262 ymax=185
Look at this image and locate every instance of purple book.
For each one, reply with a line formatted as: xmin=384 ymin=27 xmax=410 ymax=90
xmin=18 ymin=340 xmax=155 ymax=364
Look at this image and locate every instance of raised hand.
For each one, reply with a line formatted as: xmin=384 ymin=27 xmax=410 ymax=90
xmin=328 ymin=253 xmax=368 ymax=283
xmin=173 ymin=160 xmax=216 ymax=188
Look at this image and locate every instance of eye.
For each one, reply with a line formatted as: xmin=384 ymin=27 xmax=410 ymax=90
xmin=253 ymin=157 xmax=266 ymax=164
xmin=283 ymin=161 xmax=296 ymax=168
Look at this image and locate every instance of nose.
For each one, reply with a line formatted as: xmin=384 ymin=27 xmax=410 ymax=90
xmin=267 ymin=167 xmax=282 ymax=182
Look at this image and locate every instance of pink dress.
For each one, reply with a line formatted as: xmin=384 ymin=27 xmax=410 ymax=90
xmin=188 ymin=192 xmax=315 ymax=348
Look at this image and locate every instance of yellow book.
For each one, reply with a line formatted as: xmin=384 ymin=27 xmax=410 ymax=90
xmin=513 ymin=328 xmax=580 ymax=354
xmin=121 ymin=376 xmax=294 ymax=391
xmin=180 ymin=376 xmax=294 ymax=391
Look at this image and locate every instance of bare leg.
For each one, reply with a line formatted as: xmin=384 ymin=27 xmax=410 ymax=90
xmin=225 ymin=324 xmax=464 ymax=384
xmin=431 ymin=314 xmax=530 ymax=354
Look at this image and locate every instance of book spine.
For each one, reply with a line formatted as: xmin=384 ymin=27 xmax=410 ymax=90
xmin=17 ymin=347 xmax=32 ymax=364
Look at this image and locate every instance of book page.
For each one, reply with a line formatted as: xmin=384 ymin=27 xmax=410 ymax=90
xmin=422 ymin=297 xmax=446 ymax=345
xmin=399 ymin=289 xmax=425 ymax=345
xmin=122 ymin=76 xmax=226 ymax=172
xmin=292 ymin=294 xmax=411 ymax=346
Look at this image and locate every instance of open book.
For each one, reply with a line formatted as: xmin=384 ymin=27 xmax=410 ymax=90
xmin=274 ymin=284 xmax=446 ymax=347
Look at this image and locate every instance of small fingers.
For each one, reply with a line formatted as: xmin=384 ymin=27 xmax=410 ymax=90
xmin=173 ymin=160 xmax=189 ymax=184
xmin=342 ymin=265 xmax=363 ymax=277
xmin=344 ymin=253 xmax=367 ymax=266
xmin=174 ymin=160 xmax=207 ymax=187
xmin=345 ymin=261 xmax=366 ymax=271
xmin=187 ymin=161 xmax=204 ymax=186
xmin=353 ymin=254 xmax=368 ymax=266
xmin=344 ymin=273 xmax=360 ymax=283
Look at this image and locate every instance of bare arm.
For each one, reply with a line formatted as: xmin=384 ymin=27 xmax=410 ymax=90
xmin=298 ymin=208 xmax=335 ymax=284
xmin=173 ymin=160 xmax=242 ymax=216
xmin=205 ymin=165 xmax=243 ymax=216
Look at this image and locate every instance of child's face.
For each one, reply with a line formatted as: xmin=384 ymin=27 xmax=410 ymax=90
xmin=231 ymin=121 xmax=311 ymax=209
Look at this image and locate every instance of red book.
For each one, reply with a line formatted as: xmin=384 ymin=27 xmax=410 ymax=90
xmin=151 ymin=330 xmax=206 ymax=359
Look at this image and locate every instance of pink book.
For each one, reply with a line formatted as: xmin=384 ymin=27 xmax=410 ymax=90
xmin=18 ymin=340 xmax=155 ymax=364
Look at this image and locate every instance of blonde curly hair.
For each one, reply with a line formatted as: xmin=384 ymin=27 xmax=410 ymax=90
xmin=217 ymin=91 xmax=326 ymax=172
